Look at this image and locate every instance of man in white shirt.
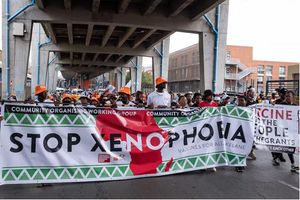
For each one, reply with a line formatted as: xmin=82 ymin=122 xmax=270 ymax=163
xmin=147 ymin=77 xmax=171 ymax=108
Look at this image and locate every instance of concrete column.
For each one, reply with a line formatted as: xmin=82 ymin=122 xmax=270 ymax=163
xmin=30 ymin=23 xmax=49 ymax=95
xmin=108 ymin=70 xmax=116 ymax=87
xmin=130 ymin=57 xmax=142 ymax=93
xmin=152 ymin=38 xmax=170 ymax=89
xmin=2 ymin=18 xmax=33 ymax=100
xmin=198 ymin=2 xmax=229 ymax=93
xmin=39 ymin=49 xmax=49 ymax=86
xmin=116 ymin=68 xmax=122 ymax=90
xmin=48 ymin=64 xmax=59 ymax=92
xmin=121 ymin=67 xmax=127 ymax=87
xmin=199 ymin=32 xmax=214 ymax=93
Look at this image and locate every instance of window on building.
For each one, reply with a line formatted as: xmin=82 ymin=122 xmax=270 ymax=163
xmin=174 ymin=58 xmax=177 ymax=67
xmin=186 ymin=68 xmax=188 ymax=78
xmin=226 ymin=51 xmax=231 ymax=61
xmin=279 ymin=66 xmax=286 ymax=76
xmin=182 ymin=69 xmax=184 ymax=78
xmin=192 ymin=52 xmax=196 ymax=64
xmin=266 ymin=65 xmax=273 ymax=76
xmin=184 ymin=55 xmax=188 ymax=66
xmin=225 ymin=66 xmax=231 ymax=74
xmin=266 ymin=76 xmax=272 ymax=81
xmin=279 ymin=77 xmax=285 ymax=80
xmin=257 ymin=76 xmax=264 ymax=83
xmin=181 ymin=56 xmax=184 ymax=66
xmin=257 ymin=65 xmax=264 ymax=75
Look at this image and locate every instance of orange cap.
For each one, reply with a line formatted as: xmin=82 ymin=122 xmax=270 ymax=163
xmin=91 ymin=97 xmax=99 ymax=103
xmin=35 ymin=85 xmax=47 ymax=95
xmin=119 ymin=87 xmax=131 ymax=95
xmin=62 ymin=94 xmax=72 ymax=101
xmin=155 ymin=77 xmax=167 ymax=86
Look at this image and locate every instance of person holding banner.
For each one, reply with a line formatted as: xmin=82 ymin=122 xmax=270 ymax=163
xmin=34 ymin=85 xmax=48 ymax=103
xmin=272 ymin=88 xmax=288 ymax=165
xmin=62 ymin=94 xmax=73 ymax=106
xmin=277 ymin=90 xmax=299 ymax=172
xmin=117 ymin=86 xmax=135 ymax=107
xmin=147 ymin=77 xmax=171 ymax=109
xmin=235 ymin=94 xmax=248 ymax=172
xmin=246 ymin=86 xmax=258 ymax=106
xmin=79 ymin=93 xmax=91 ymax=107
xmin=34 ymin=85 xmax=54 ymax=106
xmin=199 ymin=90 xmax=218 ymax=107
xmin=246 ymin=86 xmax=258 ymax=160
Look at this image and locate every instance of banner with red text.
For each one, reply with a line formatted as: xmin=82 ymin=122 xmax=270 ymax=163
xmin=252 ymin=104 xmax=299 ymax=153
xmin=0 ymin=104 xmax=254 ymax=185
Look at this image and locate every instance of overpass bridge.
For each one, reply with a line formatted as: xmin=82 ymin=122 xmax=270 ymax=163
xmin=2 ymin=0 xmax=229 ymax=100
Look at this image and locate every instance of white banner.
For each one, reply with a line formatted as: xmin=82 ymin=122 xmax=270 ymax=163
xmin=252 ymin=104 xmax=299 ymax=153
xmin=0 ymin=104 xmax=254 ymax=185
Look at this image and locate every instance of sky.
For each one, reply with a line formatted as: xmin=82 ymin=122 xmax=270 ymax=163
xmin=1 ymin=0 xmax=299 ymax=66
xmin=168 ymin=0 xmax=300 ymax=63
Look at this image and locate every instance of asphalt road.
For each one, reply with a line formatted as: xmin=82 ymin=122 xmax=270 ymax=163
xmin=0 ymin=150 xmax=298 ymax=199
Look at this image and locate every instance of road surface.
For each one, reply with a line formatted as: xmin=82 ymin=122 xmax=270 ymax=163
xmin=0 ymin=150 xmax=298 ymax=199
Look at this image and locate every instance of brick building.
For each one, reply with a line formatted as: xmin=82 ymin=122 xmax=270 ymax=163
xmin=168 ymin=44 xmax=298 ymax=94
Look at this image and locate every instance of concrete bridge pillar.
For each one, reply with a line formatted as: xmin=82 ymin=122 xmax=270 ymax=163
xmin=2 ymin=18 xmax=33 ymax=100
xmin=199 ymin=2 xmax=229 ymax=93
xmin=30 ymin=23 xmax=51 ymax=96
xmin=48 ymin=64 xmax=59 ymax=92
xmin=108 ymin=70 xmax=116 ymax=88
xmin=115 ymin=67 xmax=127 ymax=91
xmin=152 ymin=38 xmax=170 ymax=89
xmin=130 ymin=56 xmax=142 ymax=93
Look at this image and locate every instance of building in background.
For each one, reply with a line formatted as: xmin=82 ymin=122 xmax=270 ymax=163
xmin=168 ymin=44 xmax=201 ymax=93
xmin=168 ymin=44 xmax=298 ymax=94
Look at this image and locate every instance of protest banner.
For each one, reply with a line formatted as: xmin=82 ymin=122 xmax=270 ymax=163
xmin=0 ymin=104 xmax=254 ymax=185
xmin=252 ymin=104 xmax=299 ymax=153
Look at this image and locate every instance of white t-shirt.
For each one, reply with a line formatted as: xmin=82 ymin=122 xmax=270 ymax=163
xmin=147 ymin=91 xmax=171 ymax=108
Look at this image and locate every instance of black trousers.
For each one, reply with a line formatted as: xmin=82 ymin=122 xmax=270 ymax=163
xmin=272 ymin=152 xmax=294 ymax=164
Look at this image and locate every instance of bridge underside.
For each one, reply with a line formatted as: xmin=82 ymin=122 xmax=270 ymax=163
xmin=37 ymin=0 xmax=224 ymax=76
xmin=2 ymin=0 xmax=228 ymax=99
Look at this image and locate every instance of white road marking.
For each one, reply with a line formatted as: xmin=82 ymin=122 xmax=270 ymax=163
xmin=278 ymin=180 xmax=300 ymax=192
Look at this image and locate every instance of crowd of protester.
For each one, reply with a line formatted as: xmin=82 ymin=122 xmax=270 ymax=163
xmin=2 ymin=76 xmax=299 ymax=173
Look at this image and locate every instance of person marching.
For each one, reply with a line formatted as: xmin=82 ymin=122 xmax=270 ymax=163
xmin=116 ymin=86 xmax=135 ymax=107
xmin=273 ymin=90 xmax=299 ymax=172
xmin=35 ymin=85 xmax=48 ymax=103
xmin=147 ymin=77 xmax=171 ymax=109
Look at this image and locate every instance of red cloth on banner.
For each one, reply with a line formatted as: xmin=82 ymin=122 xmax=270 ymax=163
xmin=96 ymin=109 xmax=170 ymax=176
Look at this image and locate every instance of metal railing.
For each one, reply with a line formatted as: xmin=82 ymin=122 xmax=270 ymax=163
xmin=266 ymin=80 xmax=299 ymax=96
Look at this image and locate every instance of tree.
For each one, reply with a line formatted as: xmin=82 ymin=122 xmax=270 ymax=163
xmin=142 ymin=70 xmax=153 ymax=89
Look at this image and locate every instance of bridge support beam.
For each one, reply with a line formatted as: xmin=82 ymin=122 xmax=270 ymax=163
xmin=130 ymin=57 xmax=142 ymax=93
xmin=116 ymin=67 xmax=127 ymax=91
xmin=198 ymin=2 xmax=229 ymax=93
xmin=2 ymin=18 xmax=33 ymax=100
xmin=48 ymin=64 xmax=59 ymax=92
xmin=152 ymin=38 xmax=170 ymax=89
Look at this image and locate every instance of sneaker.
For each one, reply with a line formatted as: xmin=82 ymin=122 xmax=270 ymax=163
xmin=291 ymin=165 xmax=299 ymax=172
xmin=211 ymin=167 xmax=217 ymax=172
xmin=272 ymin=158 xmax=280 ymax=166
xmin=235 ymin=167 xmax=244 ymax=172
